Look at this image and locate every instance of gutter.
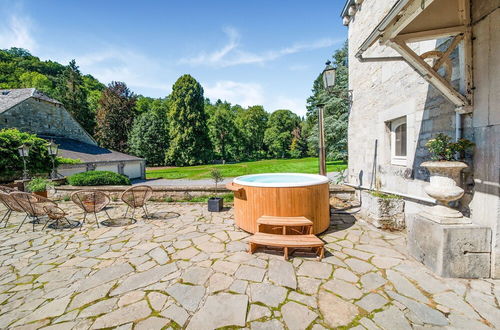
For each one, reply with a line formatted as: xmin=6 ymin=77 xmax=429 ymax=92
xmin=355 ymin=0 xmax=410 ymax=60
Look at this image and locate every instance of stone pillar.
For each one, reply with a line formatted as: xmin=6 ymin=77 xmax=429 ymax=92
xmin=407 ymin=215 xmax=491 ymax=278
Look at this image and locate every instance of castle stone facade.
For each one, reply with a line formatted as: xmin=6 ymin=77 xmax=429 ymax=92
xmin=343 ymin=0 xmax=499 ymax=277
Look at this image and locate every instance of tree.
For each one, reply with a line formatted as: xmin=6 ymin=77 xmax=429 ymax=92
xmin=264 ymin=109 xmax=301 ymax=158
xmin=235 ymin=105 xmax=268 ymax=160
xmin=289 ymin=122 xmax=309 ymax=158
xmin=165 ymin=74 xmax=212 ymax=166
xmin=135 ymin=95 xmax=169 ymax=116
xmin=55 ymin=60 xmax=95 ymax=134
xmin=19 ymin=72 xmax=52 ymax=94
xmin=128 ymin=110 xmax=168 ymax=166
xmin=95 ymin=81 xmax=137 ymax=152
xmin=305 ymin=42 xmax=349 ymax=161
xmin=208 ymin=102 xmax=237 ymax=161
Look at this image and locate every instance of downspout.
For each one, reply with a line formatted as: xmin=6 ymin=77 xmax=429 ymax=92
xmin=455 ymin=112 xmax=462 ymax=141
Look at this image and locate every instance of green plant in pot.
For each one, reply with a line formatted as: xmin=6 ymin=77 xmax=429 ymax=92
xmin=421 ymin=133 xmax=474 ymax=223
xmin=208 ymin=168 xmax=224 ymax=212
xmin=26 ymin=177 xmax=53 ymax=198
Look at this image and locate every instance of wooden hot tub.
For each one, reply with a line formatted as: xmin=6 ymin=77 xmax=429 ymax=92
xmin=226 ymin=173 xmax=330 ymax=234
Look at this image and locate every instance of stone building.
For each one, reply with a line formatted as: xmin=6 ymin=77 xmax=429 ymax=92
xmin=342 ymin=0 xmax=499 ymax=277
xmin=0 ymin=88 xmax=145 ymax=179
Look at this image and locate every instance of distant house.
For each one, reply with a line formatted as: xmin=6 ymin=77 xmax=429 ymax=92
xmin=342 ymin=0 xmax=499 ymax=278
xmin=0 ymin=88 xmax=145 ymax=179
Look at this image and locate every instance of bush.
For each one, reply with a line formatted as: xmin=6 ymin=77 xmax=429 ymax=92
xmin=26 ymin=177 xmax=53 ymax=192
xmin=67 ymin=171 xmax=131 ymax=186
xmin=0 ymin=128 xmax=52 ymax=181
xmin=56 ymin=157 xmax=82 ymax=165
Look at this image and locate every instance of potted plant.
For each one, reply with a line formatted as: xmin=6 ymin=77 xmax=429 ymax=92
xmin=422 ymin=133 xmax=474 ymax=223
xmin=26 ymin=177 xmax=53 ymax=198
xmin=208 ymin=168 xmax=224 ymax=212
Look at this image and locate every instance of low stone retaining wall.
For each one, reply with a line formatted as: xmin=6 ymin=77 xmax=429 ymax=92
xmin=50 ymin=184 xmax=356 ymax=202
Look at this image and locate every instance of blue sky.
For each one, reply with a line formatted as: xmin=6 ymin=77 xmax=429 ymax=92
xmin=0 ymin=1 xmax=347 ymax=116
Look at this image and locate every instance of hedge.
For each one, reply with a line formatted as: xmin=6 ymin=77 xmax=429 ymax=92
xmin=67 ymin=171 xmax=131 ymax=186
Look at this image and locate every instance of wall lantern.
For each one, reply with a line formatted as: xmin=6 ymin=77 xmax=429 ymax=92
xmin=17 ymin=144 xmax=30 ymax=158
xmin=322 ymin=60 xmax=337 ymax=89
xmin=47 ymin=140 xmax=59 ymax=156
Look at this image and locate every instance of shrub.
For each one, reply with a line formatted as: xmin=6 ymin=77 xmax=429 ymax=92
xmin=26 ymin=177 xmax=53 ymax=192
xmin=56 ymin=157 xmax=82 ymax=165
xmin=0 ymin=128 xmax=52 ymax=181
xmin=425 ymin=133 xmax=474 ymax=161
xmin=370 ymin=191 xmax=401 ymax=199
xmin=67 ymin=171 xmax=131 ymax=186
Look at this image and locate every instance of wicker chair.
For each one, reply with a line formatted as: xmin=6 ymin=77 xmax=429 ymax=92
xmin=43 ymin=205 xmax=73 ymax=230
xmin=0 ymin=192 xmax=25 ymax=229
xmin=71 ymin=190 xmax=112 ymax=230
xmin=120 ymin=185 xmax=153 ymax=219
xmin=10 ymin=192 xmax=56 ymax=232
xmin=0 ymin=185 xmax=16 ymax=193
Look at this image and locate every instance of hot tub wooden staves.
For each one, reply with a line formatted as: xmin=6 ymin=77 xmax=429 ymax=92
xmin=226 ymin=181 xmax=330 ymax=234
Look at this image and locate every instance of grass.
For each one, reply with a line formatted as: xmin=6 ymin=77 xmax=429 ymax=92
xmin=162 ymin=193 xmax=235 ymax=203
xmin=147 ymin=157 xmax=347 ymax=180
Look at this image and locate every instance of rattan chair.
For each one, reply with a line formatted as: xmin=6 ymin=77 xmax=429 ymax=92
xmin=0 ymin=192 xmax=25 ymax=229
xmin=43 ymin=205 xmax=73 ymax=230
xmin=0 ymin=185 xmax=16 ymax=193
xmin=120 ymin=185 xmax=153 ymax=219
xmin=71 ymin=190 xmax=112 ymax=230
xmin=10 ymin=192 xmax=56 ymax=232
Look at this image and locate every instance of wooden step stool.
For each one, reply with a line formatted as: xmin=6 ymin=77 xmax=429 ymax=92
xmin=249 ymin=232 xmax=324 ymax=260
xmin=257 ymin=215 xmax=313 ymax=235
xmin=248 ymin=215 xmax=324 ymax=260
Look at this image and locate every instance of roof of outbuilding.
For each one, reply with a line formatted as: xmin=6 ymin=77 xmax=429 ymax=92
xmin=0 ymin=88 xmax=62 ymax=114
xmin=41 ymin=136 xmax=144 ymax=163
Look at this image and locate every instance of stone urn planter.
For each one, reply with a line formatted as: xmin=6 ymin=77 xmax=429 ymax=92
xmin=421 ymin=161 xmax=470 ymax=224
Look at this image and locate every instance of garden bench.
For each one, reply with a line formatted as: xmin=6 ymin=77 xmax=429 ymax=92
xmin=248 ymin=232 xmax=324 ymax=260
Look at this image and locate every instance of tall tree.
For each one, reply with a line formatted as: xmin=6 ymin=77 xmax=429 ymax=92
xmin=235 ymin=105 xmax=269 ymax=160
xmin=305 ymin=42 xmax=349 ymax=161
xmin=128 ymin=110 xmax=168 ymax=166
xmin=95 ymin=81 xmax=137 ymax=152
xmin=264 ymin=109 xmax=301 ymax=158
xmin=55 ymin=60 xmax=95 ymax=134
xmin=165 ymin=74 xmax=212 ymax=166
xmin=208 ymin=102 xmax=237 ymax=161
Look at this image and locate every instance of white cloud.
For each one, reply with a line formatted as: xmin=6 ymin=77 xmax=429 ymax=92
xmin=204 ymin=80 xmax=307 ymax=116
xmin=204 ymin=80 xmax=265 ymax=107
xmin=180 ymin=27 xmax=340 ymax=67
xmin=269 ymin=96 xmax=307 ymax=117
xmin=54 ymin=47 xmax=171 ymax=94
xmin=0 ymin=15 xmax=37 ymax=51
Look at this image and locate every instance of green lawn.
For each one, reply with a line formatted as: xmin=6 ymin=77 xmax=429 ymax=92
xmin=146 ymin=157 xmax=347 ymax=180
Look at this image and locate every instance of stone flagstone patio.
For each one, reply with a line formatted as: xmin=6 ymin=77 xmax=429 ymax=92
xmin=0 ymin=202 xmax=499 ymax=329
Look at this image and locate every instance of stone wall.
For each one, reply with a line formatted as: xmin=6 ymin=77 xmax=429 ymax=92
xmin=468 ymin=3 xmax=500 ymax=278
xmin=346 ymin=0 xmax=500 ymax=277
xmin=0 ymin=98 xmax=95 ymax=145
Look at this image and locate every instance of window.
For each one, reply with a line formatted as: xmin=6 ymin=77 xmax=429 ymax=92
xmin=390 ymin=117 xmax=407 ymax=166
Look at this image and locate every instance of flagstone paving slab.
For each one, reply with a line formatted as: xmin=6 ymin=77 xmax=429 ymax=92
xmin=0 ymin=202 xmax=498 ymax=329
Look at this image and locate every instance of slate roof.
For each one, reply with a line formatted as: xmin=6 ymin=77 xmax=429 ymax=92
xmin=40 ymin=136 xmax=144 ymax=163
xmin=0 ymin=88 xmax=62 ymax=114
